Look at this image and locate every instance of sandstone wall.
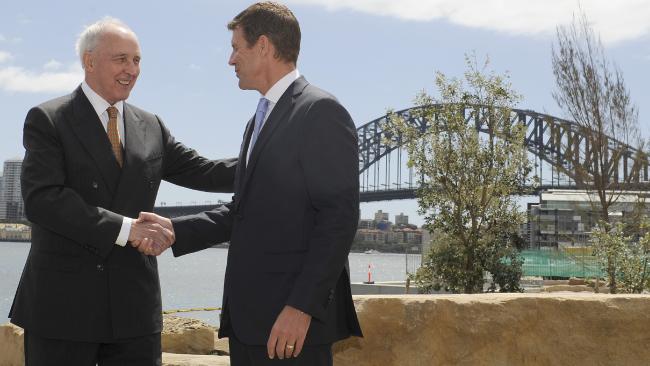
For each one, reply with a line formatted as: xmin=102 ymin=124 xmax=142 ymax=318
xmin=335 ymin=294 xmax=650 ymax=366
xmin=3 ymin=294 xmax=650 ymax=366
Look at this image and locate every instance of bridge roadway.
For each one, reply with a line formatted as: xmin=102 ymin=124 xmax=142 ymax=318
xmin=150 ymin=184 xmax=587 ymax=218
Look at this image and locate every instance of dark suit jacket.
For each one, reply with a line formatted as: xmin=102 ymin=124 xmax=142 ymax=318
xmin=171 ymin=76 xmax=363 ymax=345
xmin=9 ymin=86 xmax=236 ymax=342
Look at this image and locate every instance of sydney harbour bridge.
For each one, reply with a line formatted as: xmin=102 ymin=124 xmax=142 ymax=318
xmin=154 ymin=104 xmax=650 ymax=217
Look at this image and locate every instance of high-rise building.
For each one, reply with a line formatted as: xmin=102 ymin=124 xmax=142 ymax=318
xmin=0 ymin=158 xmax=24 ymax=221
xmin=374 ymin=210 xmax=389 ymax=222
xmin=526 ymin=189 xmax=650 ymax=249
xmin=395 ymin=213 xmax=409 ymax=225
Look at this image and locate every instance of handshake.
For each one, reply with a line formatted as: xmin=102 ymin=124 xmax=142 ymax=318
xmin=127 ymin=212 xmax=174 ymax=256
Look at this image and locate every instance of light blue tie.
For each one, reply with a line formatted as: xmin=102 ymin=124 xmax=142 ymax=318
xmin=249 ymin=97 xmax=270 ymax=154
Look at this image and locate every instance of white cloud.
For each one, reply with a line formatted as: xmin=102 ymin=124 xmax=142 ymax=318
xmin=43 ymin=59 xmax=63 ymax=70
xmin=0 ymin=34 xmax=23 ymax=44
xmin=289 ymin=0 xmax=650 ymax=44
xmin=0 ymin=51 xmax=12 ymax=63
xmin=0 ymin=62 xmax=83 ymax=93
xmin=189 ymin=63 xmax=201 ymax=71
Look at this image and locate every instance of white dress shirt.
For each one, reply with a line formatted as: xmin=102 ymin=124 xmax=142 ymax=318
xmin=246 ymin=69 xmax=301 ymax=163
xmin=81 ymin=82 xmax=131 ymax=247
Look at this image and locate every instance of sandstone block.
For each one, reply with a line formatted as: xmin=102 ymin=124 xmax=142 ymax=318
xmin=333 ymin=294 xmax=650 ymax=366
xmin=568 ymin=277 xmax=586 ymax=285
xmin=162 ymin=315 xmax=216 ymax=355
xmin=162 ymin=352 xmax=230 ymax=366
xmin=0 ymin=323 xmax=24 ymax=366
xmin=213 ymin=337 xmax=230 ymax=356
xmin=543 ymin=284 xmax=592 ymax=292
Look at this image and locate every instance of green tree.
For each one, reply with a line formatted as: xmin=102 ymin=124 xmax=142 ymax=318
xmin=591 ymin=219 xmax=650 ymax=293
xmin=386 ymin=55 xmax=529 ymax=293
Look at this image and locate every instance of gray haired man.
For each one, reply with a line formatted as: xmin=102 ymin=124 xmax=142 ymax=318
xmin=9 ymin=17 xmax=235 ymax=365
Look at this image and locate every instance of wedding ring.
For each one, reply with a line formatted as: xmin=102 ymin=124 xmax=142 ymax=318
xmin=286 ymin=345 xmax=295 ymax=349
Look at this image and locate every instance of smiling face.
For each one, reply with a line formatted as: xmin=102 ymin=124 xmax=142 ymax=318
xmin=84 ymin=26 xmax=141 ymax=105
xmin=228 ymin=26 xmax=264 ymax=92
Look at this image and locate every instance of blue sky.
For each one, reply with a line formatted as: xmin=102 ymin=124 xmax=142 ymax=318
xmin=1 ymin=0 xmax=649 ymax=226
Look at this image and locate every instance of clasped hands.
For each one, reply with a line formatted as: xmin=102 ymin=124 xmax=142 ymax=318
xmin=127 ymin=212 xmax=174 ymax=256
xmin=129 ymin=214 xmax=312 ymax=359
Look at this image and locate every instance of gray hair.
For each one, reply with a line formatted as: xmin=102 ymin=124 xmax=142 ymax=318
xmin=76 ymin=17 xmax=137 ymax=68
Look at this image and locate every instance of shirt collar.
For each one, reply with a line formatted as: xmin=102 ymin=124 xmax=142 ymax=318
xmin=263 ymin=69 xmax=300 ymax=103
xmin=81 ymin=81 xmax=124 ymax=118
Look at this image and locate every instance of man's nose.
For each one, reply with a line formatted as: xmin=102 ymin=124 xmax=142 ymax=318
xmin=125 ymin=60 xmax=139 ymax=74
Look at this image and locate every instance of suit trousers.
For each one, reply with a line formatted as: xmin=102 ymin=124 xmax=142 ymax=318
xmin=228 ymin=332 xmax=332 ymax=366
xmin=24 ymin=330 xmax=161 ymax=366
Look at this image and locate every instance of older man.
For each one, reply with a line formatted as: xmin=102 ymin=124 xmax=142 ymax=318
xmin=9 ymin=17 xmax=235 ymax=365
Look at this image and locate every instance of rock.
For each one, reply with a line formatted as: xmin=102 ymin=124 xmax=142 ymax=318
xmin=333 ymin=294 xmax=650 ymax=366
xmin=585 ymin=278 xmax=610 ymax=293
xmin=0 ymin=323 xmax=24 ymax=366
xmin=162 ymin=315 xmax=216 ymax=355
xmin=542 ymin=279 xmax=569 ymax=286
xmin=568 ymin=277 xmax=586 ymax=285
xmin=162 ymin=352 xmax=230 ymax=366
xmin=213 ymin=337 xmax=230 ymax=356
xmin=543 ymin=284 xmax=593 ymax=292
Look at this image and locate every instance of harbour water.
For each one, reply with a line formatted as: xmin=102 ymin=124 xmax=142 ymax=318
xmin=0 ymin=242 xmax=420 ymax=326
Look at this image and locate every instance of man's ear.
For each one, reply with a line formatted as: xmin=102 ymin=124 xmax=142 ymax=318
xmin=258 ymin=35 xmax=270 ymax=57
xmin=83 ymin=52 xmax=94 ymax=71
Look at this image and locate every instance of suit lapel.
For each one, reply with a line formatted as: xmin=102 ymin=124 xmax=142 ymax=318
xmin=111 ymin=103 xmax=146 ymax=211
xmin=238 ymin=77 xmax=308 ymax=205
xmin=68 ymin=87 xmax=121 ymax=196
xmin=121 ymin=103 xmax=146 ymax=171
xmin=234 ymin=116 xmax=254 ymax=210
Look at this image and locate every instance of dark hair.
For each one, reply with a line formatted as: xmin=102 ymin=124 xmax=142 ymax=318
xmin=228 ymin=2 xmax=300 ymax=64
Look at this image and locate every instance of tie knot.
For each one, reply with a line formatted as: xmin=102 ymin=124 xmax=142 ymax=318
xmin=256 ymin=98 xmax=269 ymax=115
xmin=106 ymin=106 xmax=118 ymax=120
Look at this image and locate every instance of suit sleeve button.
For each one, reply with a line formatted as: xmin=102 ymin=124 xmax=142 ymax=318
xmin=92 ymin=181 xmax=98 ymax=189
xmin=96 ymin=264 xmax=104 ymax=271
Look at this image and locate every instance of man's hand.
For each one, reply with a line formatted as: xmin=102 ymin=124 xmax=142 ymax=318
xmin=267 ymin=305 xmax=312 ymax=360
xmin=129 ymin=212 xmax=175 ymax=256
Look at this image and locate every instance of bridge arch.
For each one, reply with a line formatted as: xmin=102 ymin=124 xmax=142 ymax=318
xmin=357 ymin=105 xmax=649 ymax=202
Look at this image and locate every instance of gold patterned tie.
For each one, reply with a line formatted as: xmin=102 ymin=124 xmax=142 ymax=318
xmin=106 ymin=106 xmax=123 ymax=167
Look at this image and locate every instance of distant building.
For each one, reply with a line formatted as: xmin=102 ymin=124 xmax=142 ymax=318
xmin=355 ymin=229 xmax=387 ymax=244
xmin=389 ymin=227 xmax=422 ymax=245
xmin=0 ymin=223 xmax=31 ymax=242
xmin=357 ymin=219 xmax=374 ymax=230
xmin=395 ymin=213 xmax=409 ymax=225
xmin=0 ymin=158 xmax=24 ymax=221
xmin=376 ymin=220 xmax=392 ymax=231
xmin=354 ymin=209 xmax=425 ymax=252
xmin=526 ymin=189 xmax=650 ymax=249
xmin=374 ymin=210 xmax=389 ymax=222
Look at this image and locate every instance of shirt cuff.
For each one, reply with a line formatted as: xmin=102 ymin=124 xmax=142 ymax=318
xmin=115 ymin=217 xmax=133 ymax=247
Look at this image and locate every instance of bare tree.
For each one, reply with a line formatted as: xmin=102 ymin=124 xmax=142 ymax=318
xmin=551 ymin=12 xmax=644 ymax=293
